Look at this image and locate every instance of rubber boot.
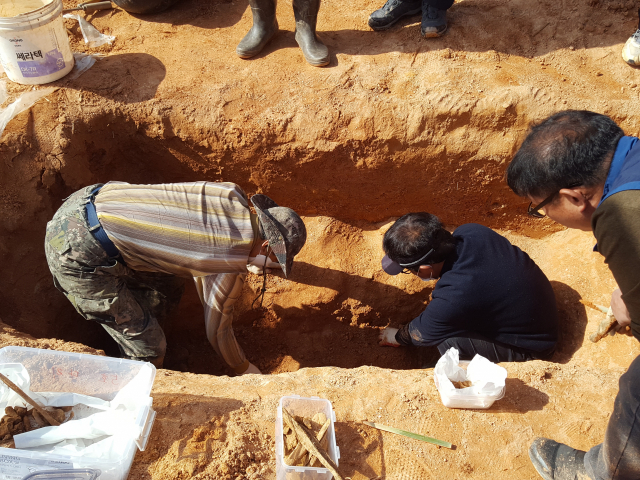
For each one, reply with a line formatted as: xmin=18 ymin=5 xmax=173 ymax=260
xmin=293 ymin=0 xmax=330 ymax=67
xmin=236 ymin=0 xmax=278 ymax=59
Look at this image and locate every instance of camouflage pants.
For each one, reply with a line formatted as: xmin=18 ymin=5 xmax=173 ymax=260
xmin=44 ymin=184 xmax=185 ymax=364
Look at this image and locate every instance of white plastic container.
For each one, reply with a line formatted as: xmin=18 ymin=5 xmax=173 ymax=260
xmin=434 ymin=359 xmax=506 ymax=409
xmin=0 ymin=0 xmax=74 ymax=84
xmin=275 ymin=395 xmax=340 ymax=480
xmin=0 ymin=346 xmax=157 ymax=480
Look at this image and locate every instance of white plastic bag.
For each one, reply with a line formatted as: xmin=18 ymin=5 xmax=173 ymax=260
xmin=65 ymin=52 xmax=99 ymax=81
xmin=434 ymin=348 xmax=507 ymax=409
xmin=0 ymin=87 xmax=58 ymax=139
xmin=0 ymin=362 xmax=152 ymax=462
xmin=63 ymin=14 xmax=115 ymax=48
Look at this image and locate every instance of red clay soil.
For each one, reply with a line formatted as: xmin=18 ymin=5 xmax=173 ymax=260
xmin=0 ymin=0 xmax=640 ymax=478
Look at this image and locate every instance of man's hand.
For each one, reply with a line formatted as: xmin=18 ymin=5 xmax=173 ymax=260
xmin=246 ymin=264 xmax=272 ymax=275
xmin=611 ymin=288 xmax=631 ymax=327
xmin=379 ymin=327 xmax=401 ymax=347
xmin=242 ymin=362 xmax=262 ymax=375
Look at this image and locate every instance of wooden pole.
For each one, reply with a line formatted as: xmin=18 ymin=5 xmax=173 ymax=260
xmin=0 ymin=373 xmax=60 ymax=426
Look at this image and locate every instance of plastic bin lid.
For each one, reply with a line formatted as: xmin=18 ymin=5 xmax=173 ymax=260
xmin=21 ymin=469 xmax=101 ymax=480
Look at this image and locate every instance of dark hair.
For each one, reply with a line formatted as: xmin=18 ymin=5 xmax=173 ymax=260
xmin=383 ymin=212 xmax=456 ymax=266
xmin=506 ymin=110 xmax=624 ymax=198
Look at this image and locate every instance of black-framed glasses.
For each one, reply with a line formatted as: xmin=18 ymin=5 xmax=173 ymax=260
xmin=400 ymin=267 xmax=418 ymax=275
xmin=527 ymin=183 xmax=582 ymax=218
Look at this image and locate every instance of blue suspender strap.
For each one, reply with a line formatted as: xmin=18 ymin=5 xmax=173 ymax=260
xmin=85 ymin=186 xmax=121 ymax=258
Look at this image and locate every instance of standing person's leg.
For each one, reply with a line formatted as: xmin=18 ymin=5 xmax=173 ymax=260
xmin=293 ymin=0 xmax=330 ymax=67
xmin=45 ymin=186 xmax=167 ymax=367
xmin=421 ymin=0 xmax=454 ymax=37
xmin=584 ymin=354 xmax=640 ymax=479
xmin=236 ymin=0 xmax=279 ymax=59
xmin=436 ymin=331 xmax=543 ymax=363
xmin=622 ymin=8 xmax=640 ymax=66
xmin=126 ymin=270 xmax=185 ymax=326
xmin=368 ymin=0 xmax=422 ymax=31
xmin=528 ymin=355 xmax=640 ymax=480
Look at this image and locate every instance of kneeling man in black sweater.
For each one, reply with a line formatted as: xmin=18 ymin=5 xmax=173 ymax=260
xmin=379 ymin=212 xmax=558 ymax=362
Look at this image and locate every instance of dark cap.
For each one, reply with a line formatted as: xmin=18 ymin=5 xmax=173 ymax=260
xmin=250 ymin=194 xmax=306 ymax=277
xmin=381 ymin=255 xmax=404 ymax=275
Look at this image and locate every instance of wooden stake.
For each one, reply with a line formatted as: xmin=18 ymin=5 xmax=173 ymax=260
xmin=579 ymin=299 xmax=609 ymax=314
xmin=0 ymin=373 xmax=60 ymax=426
xmin=282 ymin=408 xmax=343 ymax=480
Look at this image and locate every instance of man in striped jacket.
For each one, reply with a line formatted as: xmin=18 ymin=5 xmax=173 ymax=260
xmin=44 ymin=181 xmax=306 ymax=374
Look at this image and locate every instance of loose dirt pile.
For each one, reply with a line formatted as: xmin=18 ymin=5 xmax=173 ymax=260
xmin=0 ymin=0 xmax=640 ymax=478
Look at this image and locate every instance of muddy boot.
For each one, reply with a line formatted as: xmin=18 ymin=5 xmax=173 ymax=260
xmin=529 ymin=438 xmax=592 ymax=480
xmin=236 ymin=0 xmax=278 ymax=59
xmin=622 ymin=8 xmax=640 ymax=66
xmin=293 ymin=0 xmax=329 ymax=67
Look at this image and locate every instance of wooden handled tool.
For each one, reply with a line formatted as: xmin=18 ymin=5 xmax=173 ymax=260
xmin=0 ymin=373 xmax=60 ymax=426
xmin=63 ymin=1 xmax=113 ymax=13
xmin=580 ymin=300 xmax=619 ymax=343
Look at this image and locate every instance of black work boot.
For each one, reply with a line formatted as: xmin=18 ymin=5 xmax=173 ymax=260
xmin=293 ymin=0 xmax=329 ymax=67
xmin=529 ymin=438 xmax=592 ymax=480
xmin=421 ymin=2 xmax=447 ymax=38
xmin=368 ymin=0 xmax=422 ymax=31
xmin=236 ymin=0 xmax=278 ymax=59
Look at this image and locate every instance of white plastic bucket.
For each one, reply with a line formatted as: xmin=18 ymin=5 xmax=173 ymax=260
xmin=0 ymin=0 xmax=74 ymax=85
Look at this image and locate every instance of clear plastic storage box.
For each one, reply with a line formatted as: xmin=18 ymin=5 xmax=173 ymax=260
xmin=0 ymin=346 xmax=157 ymax=480
xmin=275 ymin=395 xmax=340 ymax=480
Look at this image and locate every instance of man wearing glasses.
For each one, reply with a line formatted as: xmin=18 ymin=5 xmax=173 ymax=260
xmin=378 ymin=212 xmax=559 ymax=363
xmin=506 ymin=110 xmax=640 ymax=480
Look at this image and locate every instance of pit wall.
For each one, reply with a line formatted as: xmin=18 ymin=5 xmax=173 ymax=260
xmin=0 ymin=93 xmax=532 ymax=346
xmin=0 ymin=90 xmax=622 ymax=364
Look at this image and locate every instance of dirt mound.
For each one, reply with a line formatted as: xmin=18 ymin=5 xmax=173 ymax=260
xmin=0 ymin=319 xmax=103 ymax=356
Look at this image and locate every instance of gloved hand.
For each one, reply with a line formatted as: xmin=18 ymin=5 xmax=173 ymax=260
xmin=246 ymin=264 xmax=272 ymax=275
xmin=242 ymin=362 xmax=262 ymax=375
xmin=379 ymin=327 xmax=401 ymax=347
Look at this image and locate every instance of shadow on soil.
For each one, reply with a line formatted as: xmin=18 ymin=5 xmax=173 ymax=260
xmin=61 ymin=53 xmax=166 ymax=104
xmin=234 ymin=261 xmax=441 ymax=373
xmin=491 ymin=378 xmax=549 ymax=413
xmin=133 ymin=392 xmax=244 ymax=476
xmin=336 ymin=422 xmax=385 ymax=479
xmin=549 ymin=281 xmax=588 ymax=364
xmin=124 ymin=0 xmax=247 ymax=29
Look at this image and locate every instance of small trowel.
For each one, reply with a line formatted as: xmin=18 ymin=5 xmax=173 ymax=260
xmin=63 ymin=1 xmax=113 ymax=13
xmin=580 ymin=299 xmax=619 ymax=342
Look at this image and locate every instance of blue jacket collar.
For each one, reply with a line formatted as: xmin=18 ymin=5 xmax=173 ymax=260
xmin=593 ymin=136 xmax=639 ymax=251
xmin=598 ymin=136 xmax=639 ymax=208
